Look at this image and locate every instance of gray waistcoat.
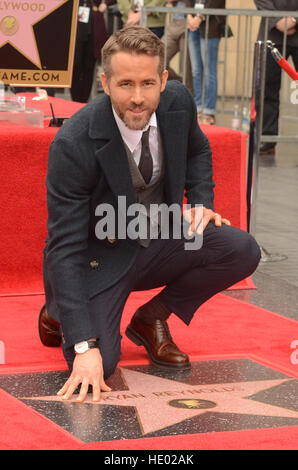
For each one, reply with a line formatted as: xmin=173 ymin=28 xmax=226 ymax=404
xmin=124 ymin=130 xmax=166 ymax=247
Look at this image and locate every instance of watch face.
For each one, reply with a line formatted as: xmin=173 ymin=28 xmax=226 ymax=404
xmin=74 ymin=341 xmax=88 ymax=354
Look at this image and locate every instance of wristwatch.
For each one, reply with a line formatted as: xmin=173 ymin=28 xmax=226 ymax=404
xmin=74 ymin=339 xmax=99 ymax=354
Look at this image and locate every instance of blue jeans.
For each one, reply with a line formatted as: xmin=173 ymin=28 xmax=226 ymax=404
xmin=188 ymin=29 xmax=220 ymax=115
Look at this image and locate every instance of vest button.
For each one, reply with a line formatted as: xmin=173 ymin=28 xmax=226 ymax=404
xmin=90 ymin=260 xmax=100 ymax=270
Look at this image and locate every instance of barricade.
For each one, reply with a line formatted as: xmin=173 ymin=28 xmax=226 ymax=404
xmin=139 ymin=7 xmax=297 ymax=133
xmin=139 ymin=7 xmax=298 ymax=235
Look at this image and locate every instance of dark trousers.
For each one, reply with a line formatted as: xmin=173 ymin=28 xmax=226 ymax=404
xmin=63 ymin=223 xmax=261 ymax=376
xmin=150 ymin=27 xmax=164 ymax=39
xmin=70 ymin=34 xmax=96 ymax=103
xmin=263 ymin=44 xmax=298 ymax=139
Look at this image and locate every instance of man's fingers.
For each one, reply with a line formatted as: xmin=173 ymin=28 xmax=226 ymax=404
xmin=193 ymin=212 xmax=203 ymax=234
xmin=186 ymin=207 xmax=232 ymax=232
xmin=188 ymin=217 xmax=198 ymax=235
xmin=185 ymin=207 xmax=203 ymax=236
xmin=202 ymin=212 xmax=231 ymax=229
xmin=61 ymin=375 xmax=82 ymax=401
xmin=58 ymin=376 xmax=112 ymax=403
xmin=57 ymin=376 xmax=72 ymax=396
xmin=212 ymin=213 xmax=231 ymax=227
xmin=91 ymin=379 xmax=112 ymax=402
xmin=202 ymin=214 xmax=211 ymax=231
xmin=76 ymin=378 xmax=90 ymax=402
xmin=101 ymin=380 xmax=112 ymax=393
xmin=213 ymin=212 xmax=222 ymax=226
xmin=91 ymin=379 xmax=101 ymax=402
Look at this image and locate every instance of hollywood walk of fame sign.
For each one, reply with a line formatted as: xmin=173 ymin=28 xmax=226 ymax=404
xmin=0 ymin=359 xmax=297 ymax=443
xmin=0 ymin=0 xmax=79 ymax=87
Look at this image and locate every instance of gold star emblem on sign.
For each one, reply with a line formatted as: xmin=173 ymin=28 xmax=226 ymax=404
xmin=22 ymin=368 xmax=298 ymax=435
xmin=0 ymin=16 xmax=19 ymax=36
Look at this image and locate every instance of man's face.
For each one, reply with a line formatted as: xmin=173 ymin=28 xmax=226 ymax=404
xmin=101 ymin=52 xmax=168 ymax=130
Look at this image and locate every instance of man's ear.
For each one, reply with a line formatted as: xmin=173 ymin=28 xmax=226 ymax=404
xmin=160 ymin=69 xmax=168 ymax=92
xmin=100 ymin=73 xmax=110 ymax=96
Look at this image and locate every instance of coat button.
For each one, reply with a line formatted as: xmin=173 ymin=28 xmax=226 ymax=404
xmin=90 ymin=260 xmax=99 ymax=270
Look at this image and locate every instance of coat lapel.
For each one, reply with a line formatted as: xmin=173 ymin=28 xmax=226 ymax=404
xmin=89 ymin=95 xmax=136 ymax=209
xmin=157 ymin=108 xmax=188 ymax=206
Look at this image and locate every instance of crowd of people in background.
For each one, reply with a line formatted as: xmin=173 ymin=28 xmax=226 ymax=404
xmin=70 ymin=0 xmax=229 ymax=127
xmin=23 ymin=0 xmax=297 ymax=136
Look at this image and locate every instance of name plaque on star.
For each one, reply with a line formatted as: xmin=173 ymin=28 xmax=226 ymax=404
xmin=0 ymin=0 xmax=79 ymax=87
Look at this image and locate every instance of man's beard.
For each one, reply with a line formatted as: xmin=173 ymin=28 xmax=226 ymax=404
xmin=112 ymin=99 xmax=159 ymax=130
xmin=118 ymin=106 xmax=153 ymax=130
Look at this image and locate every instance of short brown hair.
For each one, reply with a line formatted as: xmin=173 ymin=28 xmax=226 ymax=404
xmin=101 ymin=26 xmax=165 ymax=79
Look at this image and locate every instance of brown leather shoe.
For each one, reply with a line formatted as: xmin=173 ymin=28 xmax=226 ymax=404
xmin=125 ymin=309 xmax=190 ymax=370
xmin=259 ymin=143 xmax=276 ymax=155
xmin=38 ymin=304 xmax=61 ymax=347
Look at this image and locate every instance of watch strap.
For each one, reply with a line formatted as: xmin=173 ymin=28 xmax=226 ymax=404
xmin=86 ymin=339 xmax=99 ymax=349
xmin=74 ymin=339 xmax=99 ymax=354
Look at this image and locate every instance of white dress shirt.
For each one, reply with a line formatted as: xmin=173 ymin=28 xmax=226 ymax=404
xmin=112 ymin=108 xmax=161 ymax=185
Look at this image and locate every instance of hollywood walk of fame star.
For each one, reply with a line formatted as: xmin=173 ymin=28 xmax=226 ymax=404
xmin=0 ymin=0 xmax=67 ymax=67
xmin=21 ymin=367 xmax=298 ymax=436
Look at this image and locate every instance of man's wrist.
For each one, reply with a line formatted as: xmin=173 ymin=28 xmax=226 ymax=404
xmin=74 ymin=338 xmax=99 ymax=354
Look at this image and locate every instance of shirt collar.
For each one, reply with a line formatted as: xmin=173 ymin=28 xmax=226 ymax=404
xmin=112 ymin=107 xmax=157 ymax=153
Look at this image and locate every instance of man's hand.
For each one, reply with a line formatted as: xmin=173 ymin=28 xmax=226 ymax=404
xmin=276 ymin=17 xmax=297 ymax=35
xmin=98 ymin=2 xmax=107 ymax=13
xmin=184 ymin=206 xmax=231 ymax=236
xmin=201 ymin=207 xmax=231 ymax=231
xmin=57 ymin=348 xmax=111 ymax=403
xmin=187 ymin=14 xmax=203 ymax=32
xmin=126 ymin=11 xmax=141 ymax=25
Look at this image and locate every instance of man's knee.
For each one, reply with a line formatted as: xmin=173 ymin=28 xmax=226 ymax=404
xmin=234 ymin=230 xmax=261 ymax=272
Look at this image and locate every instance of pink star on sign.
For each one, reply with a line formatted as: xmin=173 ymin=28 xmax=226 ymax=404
xmin=0 ymin=0 xmax=67 ymax=67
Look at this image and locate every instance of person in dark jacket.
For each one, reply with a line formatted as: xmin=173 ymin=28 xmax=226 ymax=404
xmin=187 ymin=0 xmax=228 ymax=125
xmin=254 ymin=0 xmax=298 ymax=154
xmin=39 ymin=26 xmax=260 ymax=403
xmin=71 ymin=0 xmax=115 ymax=102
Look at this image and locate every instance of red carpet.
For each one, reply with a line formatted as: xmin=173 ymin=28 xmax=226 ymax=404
xmin=1 ymin=290 xmax=297 ymax=376
xmin=0 ymin=292 xmax=297 ymax=449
